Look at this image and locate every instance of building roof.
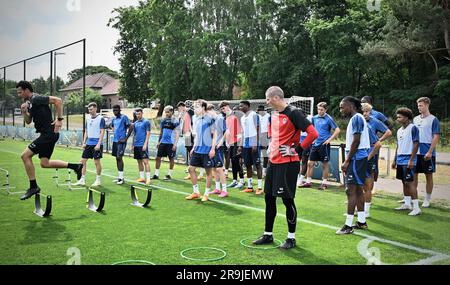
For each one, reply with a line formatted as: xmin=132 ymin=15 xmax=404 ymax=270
xmin=60 ymin=73 xmax=120 ymax=96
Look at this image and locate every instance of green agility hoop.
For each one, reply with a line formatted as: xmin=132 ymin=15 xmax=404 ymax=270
xmin=240 ymin=237 xmax=282 ymax=250
xmin=180 ymin=247 xmax=227 ymax=262
xmin=111 ymin=260 xmax=156 ymax=265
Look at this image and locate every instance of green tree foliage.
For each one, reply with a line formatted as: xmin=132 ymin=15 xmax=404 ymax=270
xmin=64 ymin=88 xmax=103 ymax=114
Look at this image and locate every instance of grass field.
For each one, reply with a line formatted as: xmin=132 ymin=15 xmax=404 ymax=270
xmin=0 ymin=139 xmax=450 ymax=265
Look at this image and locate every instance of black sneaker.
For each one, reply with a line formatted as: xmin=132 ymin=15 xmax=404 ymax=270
xmin=163 ymin=175 xmax=172 ymax=181
xmin=353 ymin=222 xmax=368 ymax=230
xmin=152 ymin=175 xmax=159 ymax=180
xmin=20 ymin=187 xmax=41 ymax=200
xmin=336 ymin=225 xmax=354 ymax=235
xmin=280 ymin=238 xmax=296 ymax=250
xmin=74 ymin=163 xmax=83 ymax=180
xmin=252 ymin=234 xmax=274 ymax=245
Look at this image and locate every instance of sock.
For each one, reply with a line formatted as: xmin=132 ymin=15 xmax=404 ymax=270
xmin=247 ymin=178 xmax=253 ymax=188
xmin=345 ymin=214 xmax=354 ymax=227
xmin=154 ymin=169 xmax=159 ymax=176
xmin=264 ymin=232 xmax=273 ymax=236
xmin=364 ymin=202 xmax=371 ymax=215
xmin=215 ymin=181 xmax=221 ymax=190
xmin=239 ymin=178 xmax=244 ymax=184
xmin=67 ymin=163 xmax=79 ymax=170
xmin=299 ymin=175 xmax=305 ymax=184
xmin=426 ymin=193 xmax=432 ymax=201
xmin=306 ymin=177 xmax=312 ymax=184
xmin=193 ymin=184 xmax=199 ymax=194
xmin=118 ymin=171 xmax=124 ymax=179
xmin=139 ymin=171 xmax=145 ymax=179
xmin=224 ymin=169 xmax=228 ymax=175
xmin=258 ymin=179 xmax=262 ymax=189
xmin=322 ymin=179 xmax=328 ymax=185
xmin=263 ymin=168 xmax=267 ymax=176
xmin=81 ymin=175 xmax=86 ymax=180
xmin=146 ymin=172 xmax=151 ymax=180
xmin=96 ymin=175 xmax=101 ymax=182
xmin=357 ymin=211 xmax=366 ymax=224
xmin=168 ymin=169 xmax=173 ymax=176
xmin=204 ymin=188 xmax=210 ymax=196
xmin=412 ymin=199 xmax=420 ymax=210
xmin=221 ymin=183 xmax=227 ymax=193
xmin=404 ymin=196 xmax=412 ymax=206
xmin=199 ymin=169 xmax=205 ymax=176
xmin=287 ymin=232 xmax=296 ymax=239
xmin=30 ymin=180 xmax=38 ymax=189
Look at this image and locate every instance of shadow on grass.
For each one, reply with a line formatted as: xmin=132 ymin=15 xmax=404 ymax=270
xmin=20 ymin=217 xmax=75 ymax=245
xmin=367 ymin=216 xmax=432 ymax=240
xmin=194 ymin=200 xmax=244 ymax=216
xmin=278 ymin=246 xmax=338 ymax=265
xmin=374 ymin=204 xmax=450 ymax=223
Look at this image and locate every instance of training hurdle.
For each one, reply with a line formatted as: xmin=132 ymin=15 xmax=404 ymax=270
xmin=53 ymin=169 xmax=84 ymax=190
xmin=0 ymin=167 xmax=20 ymax=195
xmin=87 ymin=187 xmax=106 ymax=213
xmin=34 ymin=192 xmax=52 ymax=218
xmin=130 ymin=185 xmax=153 ymax=208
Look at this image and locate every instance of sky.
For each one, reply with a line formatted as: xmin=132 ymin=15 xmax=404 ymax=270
xmin=0 ymin=0 xmax=139 ymax=82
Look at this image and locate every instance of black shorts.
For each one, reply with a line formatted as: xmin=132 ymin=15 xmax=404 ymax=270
xmin=264 ymin=162 xmax=300 ymax=199
xmin=190 ymin=152 xmax=214 ymax=169
xmin=212 ymin=148 xmax=224 ymax=168
xmin=301 ymin=145 xmax=311 ymax=160
xmin=28 ymin=132 xmax=60 ymax=159
xmin=373 ymin=154 xmax=379 ymax=181
xmin=242 ymin=147 xmax=261 ymax=168
xmin=82 ymin=145 xmax=103 ymax=160
xmin=309 ymin=144 xmax=331 ymax=162
xmin=157 ymin=143 xmax=176 ymax=159
xmin=415 ymin=155 xmax=436 ymax=174
xmin=345 ymin=158 xmax=368 ymax=186
xmin=112 ymin=142 xmax=127 ymax=158
xmin=396 ymin=165 xmax=416 ymax=183
xmin=134 ymin=146 xmax=149 ymax=160
xmin=366 ymin=156 xmax=376 ymax=178
xmin=229 ymin=145 xmax=241 ymax=159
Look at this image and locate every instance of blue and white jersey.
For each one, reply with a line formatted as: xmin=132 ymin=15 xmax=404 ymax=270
xmin=241 ymin=111 xmax=260 ymax=148
xmin=345 ymin=113 xmax=370 ymax=160
xmin=214 ymin=115 xmax=227 ymax=145
xmin=396 ymin=123 xmax=419 ymax=165
xmin=112 ymin=114 xmax=131 ymax=143
xmin=367 ymin=117 xmax=388 ymax=151
xmin=160 ymin=117 xmax=180 ymax=144
xmin=300 ymin=114 xmax=313 ymax=143
xmin=413 ymin=114 xmax=440 ymax=156
xmin=370 ymin=108 xmax=388 ymax=124
xmin=194 ymin=115 xmax=215 ymax=154
xmin=133 ymin=119 xmax=151 ymax=147
xmin=311 ymin=114 xmax=338 ymax=146
xmin=86 ymin=114 xmax=106 ymax=146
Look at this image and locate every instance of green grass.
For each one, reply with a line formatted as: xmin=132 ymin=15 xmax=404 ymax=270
xmin=0 ymin=139 xmax=450 ymax=265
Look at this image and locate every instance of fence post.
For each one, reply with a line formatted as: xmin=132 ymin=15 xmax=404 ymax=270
xmin=66 ymin=105 xmax=69 ymax=130
xmin=12 ymin=108 xmax=14 ymax=126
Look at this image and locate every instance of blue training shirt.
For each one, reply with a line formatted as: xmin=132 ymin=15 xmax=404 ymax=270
xmin=311 ymin=114 xmax=338 ymax=146
xmin=112 ymin=114 xmax=131 ymax=143
xmin=194 ymin=115 xmax=215 ymax=154
xmin=133 ymin=119 xmax=151 ymax=147
xmin=160 ymin=117 xmax=179 ymax=144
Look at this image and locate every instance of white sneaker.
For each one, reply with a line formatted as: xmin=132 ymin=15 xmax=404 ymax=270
xmin=297 ymin=180 xmax=303 ymax=187
xmin=116 ymin=179 xmax=124 ymax=185
xmin=91 ymin=180 xmax=101 ymax=187
xmin=422 ymin=200 xmax=430 ymax=208
xmin=234 ymin=182 xmax=244 ymax=188
xmin=395 ymin=204 xmax=412 ymax=211
xmin=408 ymin=208 xmax=422 ymax=216
xmin=397 ymin=199 xmax=405 ymax=203
xmin=74 ymin=180 xmax=85 ymax=186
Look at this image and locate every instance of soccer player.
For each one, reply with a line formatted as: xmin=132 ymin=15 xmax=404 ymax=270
xmin=257 ymin=105 xmax=270 ymax=178
xmin=392 ymin=107 xmax=421 ymax=216
xmin=253 ymin=86 xmax=318 ymax=249
xmin=336 ymin=96 xmax=371 ymax=235
xmin=185 ymin=100 xmax=216 ymax=202
xmin=219 ymin=101 xmax=245 ymax=189
xmin=413 ymin=97 xmax=440 ymax=208
xmin=111 ymin=105 xmax=132 ymax=185
xmin=153 ymin=106 xmax=180 ymax=181
xmin=297 ymin=114 xmax=313 ymax=187
xmin=238 ymin=101 xmax=263 ymax=195
xmin=132 ymin=108 xmax=151 ymax=185
xmin=177 ymin=101 xmax=195 ymax=178
xmin=361 ymin=96 xmax=392 ymax=128
xmin=361 ymin=103 xmax=391 ymax=218
xmin=74 ymin=102 xmax=106 ymax=187
xmin=300 ymin=102 xmax=340 ymax=190
xmin=207 ymin=105 xmax=229 ymax=198
xmin=16 ymin=81 xmax=82 ymax=200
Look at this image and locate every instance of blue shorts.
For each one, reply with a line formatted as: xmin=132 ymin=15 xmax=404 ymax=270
xmin=212 ymin=148 xmax=224 ymax=168
xmin=82 ymin=145 xmax=103 ymax=160
xmin=366 ymin=156 xmax=376 ymax=178
xmin=133 ymin=146 xmax=149 ymax=160
xmin=415 ymin=155 xmax=436 ymax=174
xmin=190 ymin=152 xmax=214 ymax=169
xmin=345 ymin=158 xmax=368 ymax=186
xmin=242 ymin=147 xmax=260 ymax=168
xmin=112 ymin=142 xmax=127 ymax=158
xmin=396 ymin=165 xmax=415 ymax=183
xmin=309 ymin=144 xmax=331 ymax=162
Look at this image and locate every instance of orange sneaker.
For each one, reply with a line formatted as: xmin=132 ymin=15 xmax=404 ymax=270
xmin=201 ymin=195 xmax=209 ymax=202
xmin=241 ymin=188 xmax=254 ymax=193
xmin=255 ymin=189 xmax=264 ymax=195
xmin=136 ymin=178 xmax=146 ymax=183
xmin=185 ymin=193 xmax=201 ymax=200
